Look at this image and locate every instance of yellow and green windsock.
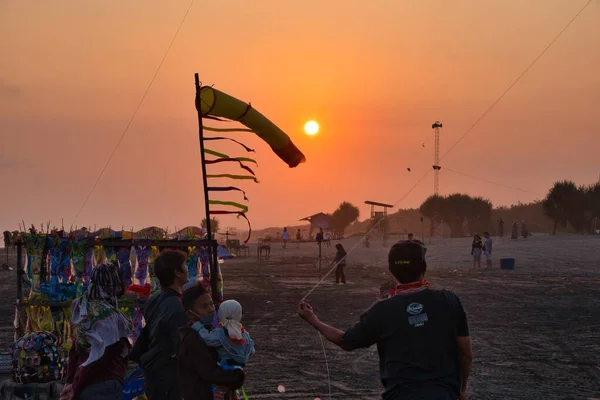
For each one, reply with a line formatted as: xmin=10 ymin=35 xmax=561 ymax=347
xmin=197 ymin=86 xmax=306 ymax=168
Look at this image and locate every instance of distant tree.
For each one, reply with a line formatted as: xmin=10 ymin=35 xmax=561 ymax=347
xmin=329 ymin=202 xmax=360 ymax=237
xmin=543 ymin=181 xmax=578 ymax=235
xmin=587 ymin=183 xmax=600 ymax=232
xmin=419 ymin=195 xmax=444 ymax=237
xmin=201 ymin=217 xmax=220 ymax=237
xmin=419 ymin=193 xmax=492 ymax=238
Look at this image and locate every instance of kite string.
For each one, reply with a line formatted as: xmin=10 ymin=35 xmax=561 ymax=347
xmin=439 ymin=0 xmax=593 ymax=163
xmin=70 ymin=0 xmax=196 ymax=227
xmin=300 ymin=0 xmax=592 ymax=303
xmin=318 ymin=332 xmax=332 ymax=400
xmin=299 ymin=170 xmax=431 ymax=303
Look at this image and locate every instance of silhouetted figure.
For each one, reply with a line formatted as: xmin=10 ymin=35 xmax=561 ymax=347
xmin=282 ymin=227 xmax=289 ymax=248
xmin=521 ymin=221 xmax=529 ymax=239
xmin=498 ymin=218 xmax=504 ymax=238
xmin=315 ymin=228 xmax=324 ymax=244
xmin=483 ymin=232 xmax=493 ymax=268
xmin=471 ymin=235 xmax=482 ymax=268
xmin=332 ymin=244 xmax=347 ymax=284
xmin=511 ymin=221 xmax=518 ymax=240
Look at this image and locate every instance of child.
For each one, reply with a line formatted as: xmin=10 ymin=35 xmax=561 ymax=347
xmin=471 ymin=234 xmax=482 ymax=268
xmin=192 ymin=299 xmax=255 ymax=399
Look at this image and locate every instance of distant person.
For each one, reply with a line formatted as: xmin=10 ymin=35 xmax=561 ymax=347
xmin=521 ymin=221 xmax=529 ymax=239
xmin=511 ymin=221 xmax=518 ymax=240
xmin=298 ymin=240 xmax=473 ymax=400
xmin=282 ymin=227 xmax=289 ymax=248
xmin=332 ymin=244 xmax=348 ymax=284
xmin=3 ymin=231 xmax=11 ymax=249
xmin=324 ymin=230 xmax=332 ymax=247
xmin=315 ymin=228 xmax=324 ymax=244
xmin=296 ymin=229 xmax=302 ymax=248
xmin=408 ymin=233 xmax=414 ymax=241
xmin=483 ymin=232 xmax=492 ymax=268
xmin=471 ymin=235 xmax=482 ymax=269
xmin=131 ymin=250 xmax=189 ymax=400
xmin=498 ymin=218 xmax=504 ymax=238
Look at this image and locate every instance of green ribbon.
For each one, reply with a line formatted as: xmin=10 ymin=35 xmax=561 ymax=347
xmin=204 ymin=149 xmax=257 ymax=165
xmin=208 ymin=200 xmax=248 ymax=213
xmin=207 ymin=174 xmax=258 ymax=182
xmin=203 ymin=126 xmax=254 ymax=133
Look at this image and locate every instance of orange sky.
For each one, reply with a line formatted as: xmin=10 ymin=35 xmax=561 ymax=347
xmin=1 ymin=0 xmax=599 ymax=233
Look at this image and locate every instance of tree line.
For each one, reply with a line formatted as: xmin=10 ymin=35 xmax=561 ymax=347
xmin=417 ymin=180 xmax=599 ymax=237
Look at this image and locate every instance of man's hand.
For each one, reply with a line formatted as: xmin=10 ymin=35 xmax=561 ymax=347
xmin=297 ymin=301 xmax=318 ymax=324
xmin=60 ymin=384 xmax=74 ymax=400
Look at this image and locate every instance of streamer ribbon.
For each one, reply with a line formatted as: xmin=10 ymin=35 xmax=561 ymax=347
xmin=207 ymin=187 xmax=248 ymax=201
xmin=205 ymin=158 xmax=256 ymax=177
xmin=203 ymin=136 xmax=255 ymax=152
xmin=204 ymin=149 xmax=257 ymax=165
xmin=207 ymin=174 xmax=258 ymax=182
xmin=208 ymin=200 xmax=248 ymax=213
xmin=209 ymin=211 xmax=252 ymax=243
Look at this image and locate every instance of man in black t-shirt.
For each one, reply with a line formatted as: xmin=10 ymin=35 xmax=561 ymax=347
xmin=298 ymin=240 xmax=473 ymax=400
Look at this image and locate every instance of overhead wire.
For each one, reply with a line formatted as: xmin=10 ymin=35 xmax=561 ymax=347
xmin=70 ymin=0 xmax=197 ymax=227
xmin=442 ymin=167 xmax=542 ymax=196
xmin=300 ymin=0 xmax=592 ymax=299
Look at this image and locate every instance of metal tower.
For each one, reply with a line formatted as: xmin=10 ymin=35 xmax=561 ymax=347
xmin=431 ymin=121 xmax=442 ymax=195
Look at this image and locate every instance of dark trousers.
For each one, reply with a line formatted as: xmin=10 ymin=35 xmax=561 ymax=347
xmin=335 ymin=264 xmax=346 ymax=283
xmin=144 ymin=369 xmax=181 ymax=400
xmin=77 ymin=380 xmax=123 ymax=400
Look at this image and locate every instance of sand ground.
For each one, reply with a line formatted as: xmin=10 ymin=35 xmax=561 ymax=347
xmin=1 ymin=234 xmax=599 ymax=399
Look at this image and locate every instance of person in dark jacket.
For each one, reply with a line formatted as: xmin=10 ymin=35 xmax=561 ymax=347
xmin=131 ymin=250 xmax=189 ymax=400
xmin=179 ymin=284 xmax=245 ymax=400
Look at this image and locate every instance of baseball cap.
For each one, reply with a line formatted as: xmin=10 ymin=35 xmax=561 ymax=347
xmin=388 ymin=240 xmax=427 ymax=267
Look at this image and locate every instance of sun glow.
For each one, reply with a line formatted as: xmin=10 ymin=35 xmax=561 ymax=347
xmin=304 ymin=120 xmax=319 ymax=136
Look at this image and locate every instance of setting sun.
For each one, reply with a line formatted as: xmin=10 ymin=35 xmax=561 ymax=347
xmin=304 ymin=120 xmax=319 ymax=136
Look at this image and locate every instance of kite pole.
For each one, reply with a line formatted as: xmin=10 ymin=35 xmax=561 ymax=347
xmin=194 ymin=73 xmax=219 ymax=303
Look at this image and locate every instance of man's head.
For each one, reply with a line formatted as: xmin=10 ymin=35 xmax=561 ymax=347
xmin=484 ymin=232 xmax=490 ymax=238
xmin=182 ymin=283 xmax=215 ymax=325
xmin=407 ymin=233 xmax=414 ymax=240
xmin=388 ymin=240 xmax=427 ymax=284
xmin=154 ymin=250 xmax=189 ymax=289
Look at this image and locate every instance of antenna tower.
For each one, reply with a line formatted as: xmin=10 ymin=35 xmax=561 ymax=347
xmin=431 ymin=121 xmax=443 ymax=195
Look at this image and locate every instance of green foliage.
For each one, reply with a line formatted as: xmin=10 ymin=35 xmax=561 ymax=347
xmin=329 ymin=202 xmax=360 ymax=237
xmin=201 ymin=217 xmax=220 ymax=234
xmin=542 ymin=180 xmax=598 ymax=234
xmin=419 ymin=194 xmax=492 ymax=237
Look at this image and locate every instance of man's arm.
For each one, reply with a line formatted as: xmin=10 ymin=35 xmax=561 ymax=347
xmin=183 ymin=332 xmax=245 ymax=388
xmin=298 ymin=301 xmax=379 ymax=351
xmin=457 ymin=336 xmax=472 ymax=395
xmin=305 ymin=318 xmax=353 ymax=350
xmin=453 ymin=293 xmax=472 ymax=396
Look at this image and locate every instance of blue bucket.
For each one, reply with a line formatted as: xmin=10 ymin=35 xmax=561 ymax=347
xmin=500 ymin=258 xmax=515 ymax=270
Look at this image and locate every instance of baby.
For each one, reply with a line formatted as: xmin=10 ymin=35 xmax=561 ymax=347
xmin=192 ymin=299 xmax=255 ymax=398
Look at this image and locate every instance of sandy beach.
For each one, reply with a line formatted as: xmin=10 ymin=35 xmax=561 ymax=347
xmin=1 ymin=234 xmax=599 ymax=399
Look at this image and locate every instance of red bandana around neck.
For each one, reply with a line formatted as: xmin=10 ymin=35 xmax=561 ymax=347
xmin=394 ymin=279 xmax=429 ymax=295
